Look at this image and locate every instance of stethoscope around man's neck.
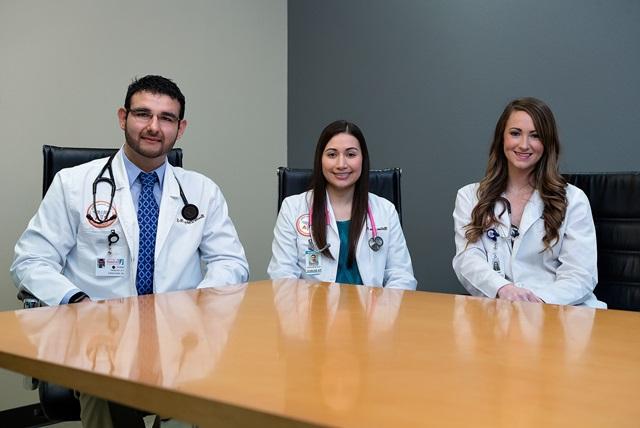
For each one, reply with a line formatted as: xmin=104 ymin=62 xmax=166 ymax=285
xmin=308 ymin=202 xmax=383 ymax=252
xmin=86 ymin=153 xmax=200 ymax=225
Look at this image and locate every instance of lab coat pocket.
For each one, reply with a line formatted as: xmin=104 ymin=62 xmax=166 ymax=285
xmin=77 ymin=227 xmax=108 ymax=253
xmin=169 ymin=216 xmax=205 ymax=254
xmin=357 ymin=225 xmax=389 ymax=286
xmin=77 ymin=223 xmax=128 ymax=273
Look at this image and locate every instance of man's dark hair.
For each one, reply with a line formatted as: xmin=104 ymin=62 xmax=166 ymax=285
xmin=124 ymin=75 xmax=186 ymax=119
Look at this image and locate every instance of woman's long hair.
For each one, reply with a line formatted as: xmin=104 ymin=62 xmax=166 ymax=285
xmin=465 ymin=97 xmax=567 ymax=250
xmin=310 ymin=120 xmax=370 ymax=267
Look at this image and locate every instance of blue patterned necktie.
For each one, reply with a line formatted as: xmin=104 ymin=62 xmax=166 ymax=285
xmin=136 ymin=172 xmax=159 ymax=295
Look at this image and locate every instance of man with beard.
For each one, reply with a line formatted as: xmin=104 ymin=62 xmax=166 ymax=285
xmin=11 ymin=75 xmax=249 ymax=427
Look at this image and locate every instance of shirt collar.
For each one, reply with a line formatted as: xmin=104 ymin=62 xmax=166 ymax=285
xmin=122 ymin=150 xmax=167 ymax=188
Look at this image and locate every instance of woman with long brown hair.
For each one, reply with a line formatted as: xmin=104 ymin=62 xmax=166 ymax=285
xmin=453 ymin=98 xmax=604 ymax=307
xmin=268 ymin=120 xmax=416 ymax=289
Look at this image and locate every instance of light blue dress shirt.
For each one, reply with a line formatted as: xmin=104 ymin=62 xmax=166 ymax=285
xmin=122 ymin=152 xmax=166 ymax=209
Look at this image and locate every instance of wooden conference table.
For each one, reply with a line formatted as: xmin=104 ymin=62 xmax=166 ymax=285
xmin=0 ymin=279 xmax=638 ymax=427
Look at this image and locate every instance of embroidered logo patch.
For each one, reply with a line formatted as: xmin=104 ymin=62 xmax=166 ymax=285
xmin=295 ymin=214 xmax=311 ymax=237
xmin=86 ymin=201 xmax=117 ymax=228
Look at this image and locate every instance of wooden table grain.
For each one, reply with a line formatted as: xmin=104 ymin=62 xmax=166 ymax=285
xmin=0 ymin=279 xmax=638 ymax=427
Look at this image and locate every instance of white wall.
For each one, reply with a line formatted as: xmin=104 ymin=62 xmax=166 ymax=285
xmin=0 ymin=0 xmax=286 ymax=410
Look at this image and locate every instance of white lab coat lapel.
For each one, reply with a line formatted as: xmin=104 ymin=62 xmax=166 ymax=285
xmin=493 ymin=197 xmax=511 ymax=239
xmin=514 ymin=190 xmax=544 ymax=254
xmin=155 ymin=164 xmax=182 ymax=258
xmin=324 ymin=192 xmax=340 ymax=260
xmin=111 ymin=150 xmax=137 ymax=261
xmin=356 ymin=212 xmax=371 ymax=284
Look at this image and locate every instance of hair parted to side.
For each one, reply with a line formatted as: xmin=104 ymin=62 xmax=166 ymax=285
xmin=124 ymin=75 xmax=186 ymax=119
xmin=310 ymin=120 xmax=370 ymax=267
xmin=465 ymin=97 xmax=567 ymax=250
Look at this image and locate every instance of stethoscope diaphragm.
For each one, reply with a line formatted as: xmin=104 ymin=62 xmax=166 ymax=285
xmin=368 ymin=235 xmax=383 ymax=252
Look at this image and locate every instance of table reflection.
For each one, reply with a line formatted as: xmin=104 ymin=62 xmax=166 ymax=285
xmin=450 ymin=296 xmax=596 ymax=426
xmin=272 ymin=280 xmax=405 ymax=416
xmin=16 ymin=284 xmax=247 ymax=387
xmin=2 ymin=281 xmax=638 ymax=428
xmin=452 ymin=296 xmax=595 ymax=361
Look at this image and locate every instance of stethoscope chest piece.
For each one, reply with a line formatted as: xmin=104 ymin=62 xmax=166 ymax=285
xmin=368 ymin=236 xmax=384 ymax=252
xmin=181 ymin=204 xmax=199 ymax=221
xmin=175 ymin=176 xmax=200 ymax=221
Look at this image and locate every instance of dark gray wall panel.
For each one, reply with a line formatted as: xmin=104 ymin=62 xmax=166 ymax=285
xmin=288 ymin=0 xmax=640 ymax=293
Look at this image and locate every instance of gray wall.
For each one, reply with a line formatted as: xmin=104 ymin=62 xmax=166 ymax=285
xmin=288 ymin=0 xmax=640 ymax=293
xmin=0 ymin=0 xmax=286 ymax=411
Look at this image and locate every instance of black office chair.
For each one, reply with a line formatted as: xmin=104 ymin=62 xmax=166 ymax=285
xmin=23 ymin=145 xmax=183 ymax=423
xmin=277 ymin=167 xmax=403 ymax=223
xmin=564 ymin=172 xmax=640 ymax=311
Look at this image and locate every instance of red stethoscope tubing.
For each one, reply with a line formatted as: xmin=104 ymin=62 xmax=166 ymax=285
xmin=309 ymin=204 xmax=378 ymax=237
xmin=309 ymin=202 xmax=383 ymax=252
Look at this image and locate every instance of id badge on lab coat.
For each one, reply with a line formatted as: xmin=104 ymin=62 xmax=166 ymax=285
xmin=96 ymin=254 xmax=127 ymax=277
xmin=304 ymin=250 xmax=322 ymax=275
xmin=489 ymin=237 xmax=505 ymax=277
xmin=491 ymin=252 xmax=504 ymax=277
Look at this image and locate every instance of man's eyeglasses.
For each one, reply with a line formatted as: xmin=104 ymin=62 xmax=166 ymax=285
xmin=127 ymin=109 xmax=180 ymax=125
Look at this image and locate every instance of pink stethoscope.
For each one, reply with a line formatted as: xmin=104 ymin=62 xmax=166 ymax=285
xmin=308 ymin=203 xmax=383 ymax=252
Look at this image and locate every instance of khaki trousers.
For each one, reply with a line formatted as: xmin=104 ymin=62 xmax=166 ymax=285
xmin=78 ymin=392 xmax=159 ymax=428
